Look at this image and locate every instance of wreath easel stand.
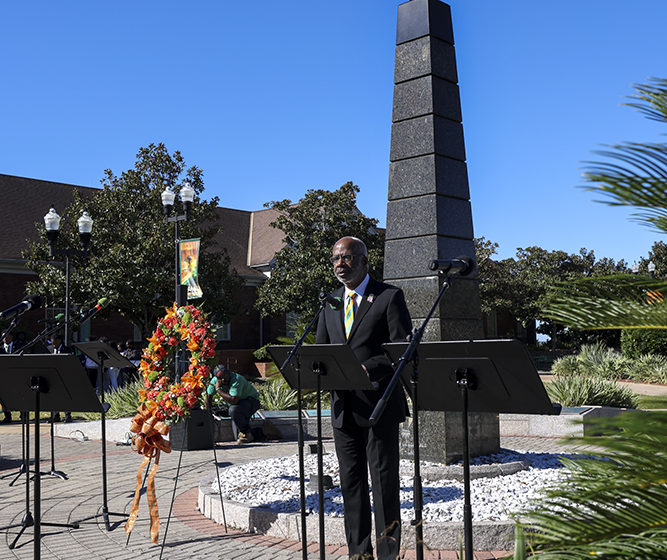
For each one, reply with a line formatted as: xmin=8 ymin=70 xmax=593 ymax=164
xmin=123 ymin=304 xmax=228 ymax=556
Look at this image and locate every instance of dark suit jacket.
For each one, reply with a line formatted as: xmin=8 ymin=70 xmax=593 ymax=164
xmin=316 ymin=277 xmax=412 ymax=428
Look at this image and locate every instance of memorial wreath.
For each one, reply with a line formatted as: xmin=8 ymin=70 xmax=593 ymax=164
xmin=125 ymin=303 xmax=217 ymax=543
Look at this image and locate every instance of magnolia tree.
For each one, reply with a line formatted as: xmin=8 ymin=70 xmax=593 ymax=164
xmin=255 ymin=181 xmax=384 ymax=320
xmin=24 ymin=143 xmax=242 ymax=338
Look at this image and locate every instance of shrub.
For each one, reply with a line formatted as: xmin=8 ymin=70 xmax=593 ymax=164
xmin=552 ymin=343 xmax=633 ymax=380
xmin=551 ymin=354 xmax=579 ymax=376
xmin=630 ymin=354 xmax=667 ymax=384
xmin=81 ymin=380 xmax=143 ymax=420
xmin=621 ymin=328 xmax=667 ymax=358
xmin=254 ymin=374 xmax=329 ymax=411
xmin=546 ymin=375 xmax=638 ymax=408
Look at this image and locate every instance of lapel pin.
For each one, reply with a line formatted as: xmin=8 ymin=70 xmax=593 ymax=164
xmin=367 ymin=294 xmax=374 ymax=303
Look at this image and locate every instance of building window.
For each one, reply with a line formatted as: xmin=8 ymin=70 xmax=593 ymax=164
xmin=216 ymin=322 xmax=231 ymax=341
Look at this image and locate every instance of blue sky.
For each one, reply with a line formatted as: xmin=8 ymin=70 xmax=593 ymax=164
xmin=1 ymin=0 xmax=665 ymax=264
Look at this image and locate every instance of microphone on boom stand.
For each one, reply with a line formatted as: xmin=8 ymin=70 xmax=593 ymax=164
xmin=428 ymin=255 xmax=474 ymax=276
xmin=75 ymin=297 xmax=109 ymax=326
xmin=319 ymin=291 xmax=343 ymax=310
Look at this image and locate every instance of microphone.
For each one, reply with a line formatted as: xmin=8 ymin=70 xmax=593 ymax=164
xmin=319 ymin=291 xmax=343 ymax=310
xmin=77 ymin=297 xmax=109 ymax=325
xmin=428 ymin=256 xmax=474 ymax=276
xmin=38 ymin=313 xmax=65 ymax=324
xmin=0 ymin=294 xmax=42 ymax=320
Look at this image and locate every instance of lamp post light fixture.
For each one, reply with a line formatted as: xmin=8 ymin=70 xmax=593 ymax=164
xmin=161 ymin=182 xmax=195 ymax=305
xmin=648 ymin=261 xmax=656 ymax=278
xmin=632 ymin=261 xmax=639 ymax=275
xmin=160 ymin=183 xmax=195 ymax=381
xmin=43 ymin=207 xmax=93 ymax=346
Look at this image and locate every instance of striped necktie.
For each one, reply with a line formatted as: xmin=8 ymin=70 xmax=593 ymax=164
xmin=344 ymin=292 xmax=357 ymax=339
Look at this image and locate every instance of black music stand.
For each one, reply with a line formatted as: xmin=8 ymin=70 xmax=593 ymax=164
xmin=0 ymin=354 xmax=103 ymax=560
xmin=382 ymin=338 xmax=558 ymax=560
xmin=73 ymin=341 xmax=132 ymax=531
xmin=268 ymin=343 xmax=373 ymax=560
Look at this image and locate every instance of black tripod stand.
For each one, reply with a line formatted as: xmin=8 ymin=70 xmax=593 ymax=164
xmin=16 ymin=318 xmax=72 ymax=482
xmin=0 ymin=412 xmax=33 ymax=485
xmin=72 ymin=341 xmax=130 ymax=531
xmin=0 ymin=354 xmax=102 ymax=559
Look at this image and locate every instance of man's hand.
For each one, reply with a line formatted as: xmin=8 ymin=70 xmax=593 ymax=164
xmin=214 ymin=379 xmax=239 ymax=405
xmin=361 ymin=364 xmax=380 ymax=389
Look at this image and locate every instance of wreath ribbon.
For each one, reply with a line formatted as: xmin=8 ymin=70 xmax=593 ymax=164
xmin=125 ymin=403 xmax=172 ymax=543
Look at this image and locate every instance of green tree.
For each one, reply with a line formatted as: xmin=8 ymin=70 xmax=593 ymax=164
xmin=476 ymin=238 xmax=627 ymax=347
xmin=638 ymin=240 xmax=667 ymax=276
xmin=255 ymin=182 xmax=383 ymax=319
xmin=24 ymin=143 xmax=242 ymax=338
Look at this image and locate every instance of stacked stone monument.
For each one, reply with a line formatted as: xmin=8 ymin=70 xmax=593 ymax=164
xmin=384 ymin=0 xmax=500 ymax=463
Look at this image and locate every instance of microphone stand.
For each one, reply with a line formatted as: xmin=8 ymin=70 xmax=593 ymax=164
xmin=277 ymin=296 xmax=330 ymax=560
xmin=369 ymin=272 xmax=454 ymax=560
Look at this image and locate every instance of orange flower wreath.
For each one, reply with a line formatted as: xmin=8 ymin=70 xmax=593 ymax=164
xmin=125 ymin=303 xmax=217 ymax=543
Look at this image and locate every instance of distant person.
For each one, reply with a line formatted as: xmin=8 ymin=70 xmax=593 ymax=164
xmin=1 ymin=333 xmax=16 ymax=423
xmin=205 ymin=365 xmax=260 ymax=444
xmin=82 ymin=337 xmax=100 ymax=393
xmin=106 ymin=340 xmax=121 ymax=391
xmin=14 ymin=331 xmax=27 ymax=351
xmin=51 ymin=334 xmax=73 ymax=423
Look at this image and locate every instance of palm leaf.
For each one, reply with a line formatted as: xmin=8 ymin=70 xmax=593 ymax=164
xmin=544 ymin=276 xmax=667 ymax=329
xmin=513 ymin=411 xmax=667 ymax=559
xmin=582 ymin=142 xmax=667 ymax=232
xmin=624 ymin=77 xmax=667 ymax=123
xmin=580 ymin=77 xmax=667 ymax=233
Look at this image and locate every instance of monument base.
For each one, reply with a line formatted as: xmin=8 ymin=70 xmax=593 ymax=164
xmin=400 ymin=411 xmax=500 ymax=464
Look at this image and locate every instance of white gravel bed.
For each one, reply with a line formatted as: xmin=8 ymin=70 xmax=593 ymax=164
xmin=210 ymin=449 xmax=579 ymax=522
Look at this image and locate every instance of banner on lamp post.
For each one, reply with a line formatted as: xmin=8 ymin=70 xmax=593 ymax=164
xmin=179 ymin=238 xmax=203 ymax=299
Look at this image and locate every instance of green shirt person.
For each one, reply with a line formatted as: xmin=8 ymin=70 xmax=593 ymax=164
xmin=206 ymin=365 xmax=260 ymax=443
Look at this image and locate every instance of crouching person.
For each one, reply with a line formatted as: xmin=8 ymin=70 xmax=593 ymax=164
xmin=206 ymin=364 xmax=261 ymax=444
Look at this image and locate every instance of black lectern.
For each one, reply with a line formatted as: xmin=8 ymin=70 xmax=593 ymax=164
xmin=0 ymin=354 xmax=103 ymax=560
xmin=267 ymin=343 xmax=374 ymax=560
xmin=270 ymin=343 xmax=374 ymax=392
xmin=382 ymin=338 xmax=558 ymax=560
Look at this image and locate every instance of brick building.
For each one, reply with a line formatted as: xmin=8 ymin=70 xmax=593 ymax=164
xmin=0 ymin=173 xmax=287 ymax=375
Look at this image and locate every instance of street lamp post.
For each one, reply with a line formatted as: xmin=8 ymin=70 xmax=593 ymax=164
xmin=43 ymin=208 xmax=93 ymax=346
xmin=161 ymin=182 xmax=195 ymax=304
xmin=648 ymin=261 xmax=656 ymax=278
xmin=161 ymin=183 xmax=195 ymax=381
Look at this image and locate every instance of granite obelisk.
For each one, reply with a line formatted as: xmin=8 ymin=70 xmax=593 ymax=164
xmin=384 ymin=0 xmax=500 ymax=463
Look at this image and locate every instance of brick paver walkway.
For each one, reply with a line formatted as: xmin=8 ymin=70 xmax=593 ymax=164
xmin=0 ymin=422 xmax=574 ymax=559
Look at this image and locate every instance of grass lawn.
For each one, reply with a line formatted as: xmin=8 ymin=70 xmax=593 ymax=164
xmin=637 ymin=394 xmax=667 ymax=409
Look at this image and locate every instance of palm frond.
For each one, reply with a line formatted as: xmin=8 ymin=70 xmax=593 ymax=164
xmin=624 ymin=77 xmax=667 ymax=123
xmin=514 ymin=411 xmax=667 ymax=559
xmin=582 ymin=142 xmax=667 ymax=233
xmin=580 ymin=77 xmax=667 ymax=233
xmin=544 ymin=276 xmax=667 ymax=329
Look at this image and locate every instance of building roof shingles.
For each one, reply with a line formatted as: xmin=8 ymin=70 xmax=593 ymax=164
xmin=0 ymin=174 xmax=285 ymax=275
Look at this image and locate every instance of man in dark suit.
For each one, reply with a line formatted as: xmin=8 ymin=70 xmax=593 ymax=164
xmin=50 ymin=335 xmax=72 ymax=423
xmin=1 ymin=333 xmax=15 ymax=423
xmin=316 ymin=236 xmax=412 ymax=560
